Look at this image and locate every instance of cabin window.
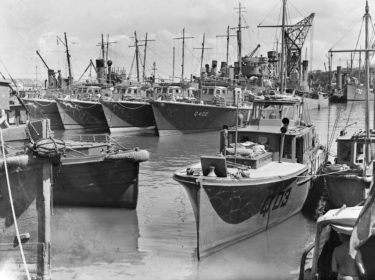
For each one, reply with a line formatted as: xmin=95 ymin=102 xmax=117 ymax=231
xmin=281 ymin=105 xmax=295 ymax=119
xmin=283 ymin=137 xmax=293 ymax=159
xmin=209 ymin=89 xmax=214 ymax=95
xmin=356 ymin=143 xmax=364 ymax=163
xmin=371 ymin=143 xmax=375 ymax=160
xmin=296 ymin=137 xmax=304 ymax=163
xmin=337 ymin=142 xmax=351 ymax=162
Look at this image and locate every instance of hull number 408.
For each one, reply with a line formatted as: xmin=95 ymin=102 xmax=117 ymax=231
xmin=194 ymin=111 xmax=208 ymax=117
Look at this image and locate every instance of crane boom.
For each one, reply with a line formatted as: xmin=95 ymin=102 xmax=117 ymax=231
xmin=248 ymin=44 xmax=261 ymax=57
xmin=36 ymin=50 xmax=51 ymax=71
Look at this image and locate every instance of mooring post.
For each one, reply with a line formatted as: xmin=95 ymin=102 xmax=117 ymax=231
xmin=37 ymin=119 xmax=52 ymax=280
xmin=36 ymin=161 xmax=52 ymax=280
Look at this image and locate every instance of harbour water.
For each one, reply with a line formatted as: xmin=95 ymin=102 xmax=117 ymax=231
xmin=50 ymin=102 xmax=371 ymax=280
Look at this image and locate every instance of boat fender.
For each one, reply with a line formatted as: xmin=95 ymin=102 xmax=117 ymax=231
xmin=0 ymin=154 xmax=31 ymax=169
xmin=325 ymin=164 xmax=347 ymax=172
xmin=106 ymin=149 xmax=149 ymax=162
xmin=362 ymin=176 xmax=373 ymax=183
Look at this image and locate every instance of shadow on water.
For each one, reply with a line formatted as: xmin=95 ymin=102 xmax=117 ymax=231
xmin=189 ymin=213 xmax=315 ymax=280
xmin=52 ymin=207 xmax=143 ymax=279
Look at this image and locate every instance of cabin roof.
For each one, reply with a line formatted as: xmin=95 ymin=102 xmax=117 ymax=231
xmin=337 ymin=130 xmax=375 ymax=142
xmin=233 ymin=124 xmax=312 ymax=136
xmin=253 ymin=99 xmax=301 ymax=106
xmin=316 ymin=206 xmax=375 ymax=234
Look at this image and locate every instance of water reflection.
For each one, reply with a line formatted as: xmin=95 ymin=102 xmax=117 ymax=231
xmin=50 ymin=101 xmax=374 ymax=279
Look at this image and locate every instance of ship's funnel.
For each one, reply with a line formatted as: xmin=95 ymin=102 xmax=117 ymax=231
xmin=336 ymin=66 xmax=342 ymax=90
xmin=211 ymin=60 xmax=218 ymax=75
xmin=205 ymin=64 xmax=210 ymax=74
xmin=47 ymin=69 xmax=57 ymax=89
xmin=302 ymin=60 xmax=309 ymax=82
xmin=267 ymin=51 xmax=277 ymax=63
xmin=107 ymin=60 xmax=112 ymax=84
xmin=220 ymin=62 xmax=227 ymax=72
xmin=96 ymin=59 xmax=105 ymax=84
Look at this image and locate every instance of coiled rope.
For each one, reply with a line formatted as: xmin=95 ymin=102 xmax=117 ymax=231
xmin=0 ymin=128 xmax=31 ymax=280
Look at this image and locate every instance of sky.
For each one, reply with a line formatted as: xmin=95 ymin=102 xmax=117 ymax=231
xmin=0 ymin=0 xmax=372 ymax=83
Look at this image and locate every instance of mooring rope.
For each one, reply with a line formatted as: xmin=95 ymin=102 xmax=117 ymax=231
xmin=116 ymin=102 xmax=147 ymax=110
xmin=33 ymin=100 xmax=55 ymax=107
xmin=0 ymin=128 xmax=31 ymax=280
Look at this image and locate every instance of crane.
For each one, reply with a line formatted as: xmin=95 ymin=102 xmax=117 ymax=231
xmin=36 ymin=50 xmax=59 ymax=88
xmin=284 ymin=13 xmax=315 ymax=76
xmin=248 ymin=44 xmax=261 ymax=58
xmin=36 ymin=50 xmax=51 ymax=71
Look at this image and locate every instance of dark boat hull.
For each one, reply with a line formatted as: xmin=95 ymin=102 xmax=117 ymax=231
xmin=55 ymin=99 xmax=109 ymax=132
xmin=174 ymin=167 xmax=310 ymax=258
xmin=323 ymin=167 xmax=371 ymax=208
xmin=53 ymin=157 xmax=140 ymax=208
xmin=23 ymin=98 xmax=64 ymax=130
xmin=100 ymin=100 xmax=155 ymax=133
xmin=151 ymin=101 xmax=252 ymax=136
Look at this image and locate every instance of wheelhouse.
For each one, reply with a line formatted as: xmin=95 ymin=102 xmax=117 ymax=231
xmin=335 ymin=131 xmax=375 ymax=166
xmin=223 ymin=99 xmax=321 ymax=167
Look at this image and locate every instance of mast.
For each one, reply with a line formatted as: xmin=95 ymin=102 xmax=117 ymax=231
xmin=106 ymin=34 xmax=109 ymax=63
xmin=237 ymin=2 xmax=242 ymax=76
xmin=172 ymin=46 xmax=175 ymax=82
xmin=101 ymin=34 xmax=105 ymax=61
xmin=140 ymin=33 xmax=155 ymax=82
xmin=194 ymin=33 xmax=212 ymax=79
xmin=225 ymin=26 xmax=230 ymax=76
xmin=217 ymin=26 xmax=236 ymax=78
xmin=280 ymin=0 xmax=287 ymax=94
xmin=143 ymin=33 xmax=148 ymax=82
xmin=182 ymin=28 xmax=186 ymax=82
xmin=173 ymin=28 xmax=194 ymax=82
xmin=232 ymin=2 xmax=248 ymax=80
xmin=64 ymin=32 xmax=72 ymax=86
xmin=365 ymin=0 xmax=370 ymax=168
xmin=134 ymin=31 xmax=140 ymax=82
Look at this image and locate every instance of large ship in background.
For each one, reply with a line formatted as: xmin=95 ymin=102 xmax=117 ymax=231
xmin=329 ymin=65 xmax=375 ymax=102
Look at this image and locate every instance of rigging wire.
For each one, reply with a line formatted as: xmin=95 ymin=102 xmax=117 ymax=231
xmin=0 ymin=128 xmax=31 ymax=280
xmin=258 ymin=1 xmax=280 ymax=26
xmin=330 ymin=18 xmax=363 ymax=50
xmin=288 ymin=0 xmax=305 ymax=18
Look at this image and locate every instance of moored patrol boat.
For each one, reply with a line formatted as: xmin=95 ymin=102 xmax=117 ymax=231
xmin=174 ymin=97 xmax=326 ymax=258
xmin=100 ymin=84 xmax=155 ymax=134
xmin=151 ymin=84 xmax=251 ymax=136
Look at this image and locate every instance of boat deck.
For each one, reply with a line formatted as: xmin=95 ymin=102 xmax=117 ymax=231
xmin=183 ymin=160 xmax=306 ymax=180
